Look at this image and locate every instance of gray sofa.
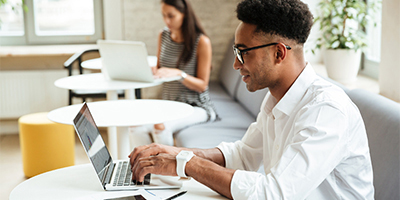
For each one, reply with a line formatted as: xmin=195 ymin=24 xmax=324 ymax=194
xmin=174 ymin=39 xmax=400 ymax=199
xmin=175 ymin=38 xmax=268 ymax=149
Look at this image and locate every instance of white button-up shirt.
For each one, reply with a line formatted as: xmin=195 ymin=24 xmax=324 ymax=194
xmin=218 ymin=64 xmax=374 ymax=199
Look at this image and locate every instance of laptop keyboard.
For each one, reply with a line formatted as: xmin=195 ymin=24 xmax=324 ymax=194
xmin=112 ymin=161 xmax=151 ymax=186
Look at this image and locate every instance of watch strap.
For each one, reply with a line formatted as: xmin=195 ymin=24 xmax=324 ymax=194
xmin=176 ymin=158 xmax=187 ymax=178
xmin=176 ymin=150 xmax=194 ymax=178
xmin=179 ymin=71 xmax=187 ymax=82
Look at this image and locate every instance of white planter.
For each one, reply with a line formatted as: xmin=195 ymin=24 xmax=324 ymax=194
xmin=323 ymin=49 xmax=362 ymax=84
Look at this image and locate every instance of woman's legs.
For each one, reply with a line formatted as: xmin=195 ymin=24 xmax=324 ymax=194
xmin=152 ymin=107 xmax=208 ymax=146
xmin=128 ymin=125 xmax=153 ymax=148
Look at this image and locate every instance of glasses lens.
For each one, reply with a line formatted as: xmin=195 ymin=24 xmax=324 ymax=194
xmin=233 ymin=46 xmax=243 ymax=64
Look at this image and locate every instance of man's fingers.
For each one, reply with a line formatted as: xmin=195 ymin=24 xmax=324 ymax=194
xmin=132 ymin=158 xmax=153 ymax=181
xmin=129 ymin=145 xmax=151 ymax=166
xmin=137 ymin=166 xmax=154 ymax=182
xmin=131 ymin=153 xmax=177 ymax=182
xmin=131 ymin=143 xmax=167 ymax=165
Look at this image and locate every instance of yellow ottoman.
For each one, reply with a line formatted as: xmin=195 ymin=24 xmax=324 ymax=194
xmin=18 ymin=112 xmax=75 ymax=178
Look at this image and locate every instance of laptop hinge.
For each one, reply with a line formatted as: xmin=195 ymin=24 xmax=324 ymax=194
xmin=103 ymin=162 xmax=115 ymax=186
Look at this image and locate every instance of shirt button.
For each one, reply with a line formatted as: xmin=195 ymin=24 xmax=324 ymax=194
xmin=275 ymin=145 xmax=279 ymax=150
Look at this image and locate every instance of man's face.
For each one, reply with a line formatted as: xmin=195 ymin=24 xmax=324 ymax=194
xmin=233 ymin=23 xmax=278 ymax=92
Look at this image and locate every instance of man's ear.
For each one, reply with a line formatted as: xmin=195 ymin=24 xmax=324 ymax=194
xmin=275 ymin=43 xmax=287 ymax=64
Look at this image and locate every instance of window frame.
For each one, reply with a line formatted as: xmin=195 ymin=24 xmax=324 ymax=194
xmin=360 ymin=0 xmax=382 ymax=80
xmin=0 ymin=0 xmax=103 ymax=45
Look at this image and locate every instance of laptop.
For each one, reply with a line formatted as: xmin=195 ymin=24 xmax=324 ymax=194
xmin=73 ymin=102 xmax=182 ymax=191
xmin=97 ymin=40 xmax=180 ymax=83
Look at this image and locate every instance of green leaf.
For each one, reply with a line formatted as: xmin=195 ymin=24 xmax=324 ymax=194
xmin=312 ymin=0 xmax=381 ymax=50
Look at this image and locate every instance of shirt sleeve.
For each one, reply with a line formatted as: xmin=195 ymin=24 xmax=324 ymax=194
xmin=217 ymin=116 xmax=264 ymax=172
xmin=230 ymin=101 xmax=349 ymax=199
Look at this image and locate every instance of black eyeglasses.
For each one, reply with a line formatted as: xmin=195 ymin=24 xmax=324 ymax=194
xmin=233 ymin=43 xmax=292 ymax=64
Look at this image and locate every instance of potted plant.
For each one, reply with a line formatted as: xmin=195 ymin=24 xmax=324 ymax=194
xmin=313 ymin=0 xmax=380 ymax=84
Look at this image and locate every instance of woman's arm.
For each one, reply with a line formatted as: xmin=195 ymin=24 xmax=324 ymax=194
xmin=155 ymin=35 xmax=212 ymax=93
xmin=152 ymin=31 xmax=163 ymax=74
xmin=180 ymin=35 xmax=212 ymax=93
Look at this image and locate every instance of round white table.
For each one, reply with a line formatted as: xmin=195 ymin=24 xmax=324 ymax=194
xmin=48 ymin=100 xmax=193 ymax=159
xmin=54 ymin=73 xmax=175 ymax=100
xmin=54 ymin=73 xmax=180 ymax=159
xmin=81 ymin=56 xmax=158 ymax=70
xmin=10 ymin=164 xmax=227 ymax=200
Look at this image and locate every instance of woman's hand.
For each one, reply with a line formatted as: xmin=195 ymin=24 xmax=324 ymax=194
xmin=154 ymin=67 xmax=182 ymax=78
xmin=151 ymin=66 xmax=158 ymax=75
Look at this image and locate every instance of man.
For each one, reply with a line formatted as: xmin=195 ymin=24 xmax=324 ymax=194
xmin=129 ymin=0 xmax=374 ymax=199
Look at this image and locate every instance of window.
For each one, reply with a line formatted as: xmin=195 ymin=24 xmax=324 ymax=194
xmin=0 ymin=0 xmax=103 ymax=45
xmin=0 ymin=0 xmax=24 ymax=36
xmin=361 ymin=0 xmax=382 ymax=79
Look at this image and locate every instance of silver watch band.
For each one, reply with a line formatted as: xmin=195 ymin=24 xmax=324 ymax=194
xmin=179 ymin=71 xmax=187 ymax=82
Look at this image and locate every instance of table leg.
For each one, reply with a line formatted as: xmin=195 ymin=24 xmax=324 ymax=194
xmin=117 ymin=127 xmax=131 ymax=159
xmin=106 ymin=90 xmax=118 ymax=101
xmin=106 ymin=91 xmax=118 ymax=159
xmin=107 ymin=127 xmax=118 ymax=159
xmin=106 ymin=90 xmax=135 ymax=159
xmin=135 ymin=88 xmax=141 ymax=99
xmin=125 ymin=89 xmax=136 ymax=100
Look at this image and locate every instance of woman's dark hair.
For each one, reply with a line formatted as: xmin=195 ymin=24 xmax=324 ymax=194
xmin=162 ymin=0 xmax=206 ymax=66
xmin=236 ymin=0 xmax=313 ymax=44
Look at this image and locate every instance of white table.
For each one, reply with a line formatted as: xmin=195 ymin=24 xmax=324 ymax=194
xmin=54 ymin=73 xmax=180 ymax=159
xmin=48 ymin=100 xmax=193 ymax=159
xmin=81 ymin=56 xmax=158 ymax=70
xmin=10 ymin=164 xmax=226 ymax=200
xmin=54 ymin=73 xmax=177 ymax=100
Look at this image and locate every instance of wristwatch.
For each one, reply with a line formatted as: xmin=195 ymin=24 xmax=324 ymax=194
xmin=176 ymin=150 xmax=194 ymax=178
xmin=179 ymin=71 xmax=187 ymax=82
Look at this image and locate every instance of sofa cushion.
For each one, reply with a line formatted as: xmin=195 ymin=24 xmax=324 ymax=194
xmin=319 ymin=75 xmax=350 ymax=93
xmin=208 ymin=81 xmax=232 ymax=101
xmin=218 ymin=36 xmax=241 ymax=98
xmin=175 ymin=126 xmax=247 ymax=149
xmin=235 ymin=80 xmax=269 ymax=118
xmin=347 ymin=89 xmax=400 ymax=200
xmin=211 ymin=100 xmax=255 ymax=128
xmin=175 ymin=96 xmax=255 ymax=149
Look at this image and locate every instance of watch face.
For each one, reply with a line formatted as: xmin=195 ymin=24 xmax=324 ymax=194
xmin=181 ymin=151 xmax=189 ymax=156
xmin=178 ymin=150 xmax=193 ymax=160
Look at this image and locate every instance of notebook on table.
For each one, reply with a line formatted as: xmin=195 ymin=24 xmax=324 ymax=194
xmin=73 ymin=102 xmax=182 ymax=191
xmin=97 ymin=40 xmax=180 ymax=83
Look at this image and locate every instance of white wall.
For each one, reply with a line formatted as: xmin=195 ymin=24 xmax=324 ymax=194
xmin=303 ymin=0 xmax=323 ymax=64
xmin=103 ymin=0 xmax=243 ymax=99
xmin=103 ymin=0 xmax=124 ymax=40
xmin=103 ymin=0 xmax=323 ymax=72
xmin=103 ymin=0 xmax=400 ymax=101
xmin=104 ymin=0 xmax=241 ymax=82
xmin=379 ymin=0 xmax=400 ymax=101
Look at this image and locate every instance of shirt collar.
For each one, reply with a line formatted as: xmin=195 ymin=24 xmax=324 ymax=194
xmin=269 ymin=63 xmax=317 ymax=118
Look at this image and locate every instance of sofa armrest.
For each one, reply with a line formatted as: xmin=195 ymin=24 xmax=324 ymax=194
xmin=348 ymin=89 xmax=400 ymax=200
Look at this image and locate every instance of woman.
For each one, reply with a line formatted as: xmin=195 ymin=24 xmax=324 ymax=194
xmin=148 ymin=0 xmax=218 ymax=146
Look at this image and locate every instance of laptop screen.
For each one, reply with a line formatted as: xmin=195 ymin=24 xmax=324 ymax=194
xmin=73 ymin=103 xmax=113 ymax=181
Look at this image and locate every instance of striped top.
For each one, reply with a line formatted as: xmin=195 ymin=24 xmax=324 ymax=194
xmin=159 ymin=28 xmax=218 ymax=122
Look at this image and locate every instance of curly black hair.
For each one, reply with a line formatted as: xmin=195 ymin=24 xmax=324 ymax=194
xmin=236 ymin=0 xmax=313 ymax=44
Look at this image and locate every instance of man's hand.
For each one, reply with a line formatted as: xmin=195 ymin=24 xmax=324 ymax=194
xmin=131 ymin=153 xmax=177 ymax=182
xmin=128 ymin=143 xmax=181 ymax=182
